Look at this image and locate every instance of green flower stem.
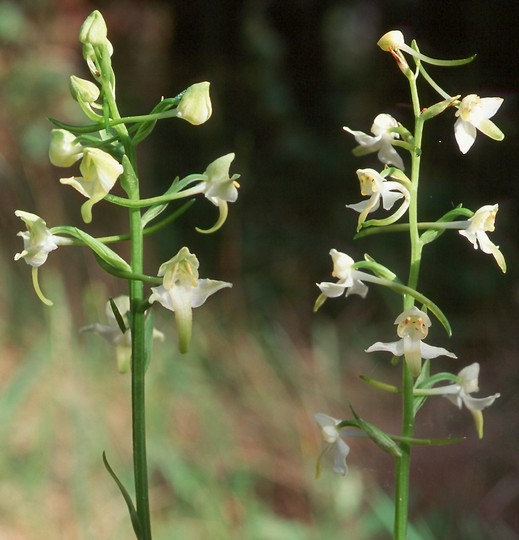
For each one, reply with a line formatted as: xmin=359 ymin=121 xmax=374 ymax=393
xmin=100 ymin=55 xmax=152 ymax=540
xmin=394 ymin=68 xmax=425 ymax=540
xmin=355 ymin=218 xmax=473 ymax=238
xmin=105 ymin=181 xmax=205 ymax=208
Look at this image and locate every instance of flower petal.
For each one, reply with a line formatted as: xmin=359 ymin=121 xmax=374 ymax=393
xmin=365 ymin=340 xmax=404 ymax=357
xmin=454 ymin=118 xmax=477 ymax=154
xmin=419 ymin=342 xmax=457 ymax=360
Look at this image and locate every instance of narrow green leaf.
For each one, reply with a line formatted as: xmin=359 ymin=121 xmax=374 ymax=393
xmin=102 ymin=452 xmax=143 ymax=540
xmin=350 ymin=406 xmax=403 ymax=458
xmin=390 ymin=435 xmax=465 ymax=446
xmin=109 ymin=297 xmax=128 ymax=334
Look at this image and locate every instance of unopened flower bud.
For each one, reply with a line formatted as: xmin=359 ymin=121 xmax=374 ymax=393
xmin=69 ymin=75 xmax=100 ymax=104
xmin=79 ymin=10 xmax=108 ymax=47
xmin=176 ymin=82 xmax=212 ymax=125
xmin=49 ymin=129 xmax=83 ymax=167
xmin=377 ymin=30 xmax=405 ymax=52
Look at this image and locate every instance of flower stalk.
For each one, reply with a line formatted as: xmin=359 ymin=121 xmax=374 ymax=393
xmin=314 ymin=29 xmax=503 ymax=540
xmin=15 ymin=10 xmax=238 ymax=540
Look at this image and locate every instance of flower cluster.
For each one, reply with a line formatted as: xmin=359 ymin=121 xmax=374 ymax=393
xmin=313 ymin=29 xmax=504 ymax=477
xmin=15 ymin=9 xmax=238 ymax=358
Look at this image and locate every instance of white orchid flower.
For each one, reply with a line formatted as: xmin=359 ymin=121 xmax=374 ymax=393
xmin=14 ymin=211 xmax=72 ymax=306
xmin=60 ymin=147 xmax=124 ymax=223
xmin=417 ymin=363 xmax=500 ymax=439
xmin=14 ymin=211 xmax=69 ymax=267
xmin=346 ymin=168 xmax=410 ymax=230
xmin=344 ymin=113 xmax=405 ymax=170
xmin=196 ymin=153 xmax=240 ymax=233
xmin=81 ymin=295 xmax=164 ymax=373
xmin=365 ymin=306 xmax=457 ymax=376
xmin=316 ymin=250 xmax=369 ymax=303
xmin=314 ymin=413 xmax=352 ymax=476
xmin=454 ymin=94 xmax=504 ymax=154
xmin=149 ymin=247 xmax=232 ymax=354
xmin=458 ymin=204 xmax=506 ymax=273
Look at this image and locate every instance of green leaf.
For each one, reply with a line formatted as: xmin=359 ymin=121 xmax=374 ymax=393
xmin=109 ymin=296 xmax=128 ymax=334
xmin=349 ymin=406 xmax=403 ymax=458
xmin=390 ymin=435 xmax=465 ymax=446
xmin=51 ymin=226 xmax=131 ymax=273
xmin=142 ymin=198 xmax=196 ymax=232
xmin=102 ymin=452 xmax=143 ymax=540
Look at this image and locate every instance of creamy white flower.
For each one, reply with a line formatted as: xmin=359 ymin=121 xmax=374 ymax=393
xmin=14 ymin=211 xmax=68 ymax=267
xmin=149 ymin=247 xmax=232 ymax=353
xmin=81 ymin=295 xmax=164 ymax=373
xmin=317 ymin=249 xmax=369 ymax=300
xmin=195 ymin=153 xmax=240 ymax=233
xmin=365 ymin=306 xmax=457 ymax=376
xmin=344 ymin=113 xmax=405 ymax=169
xmin=454 ymin=94 xmax=504 ymax=154
xmin=422 ymin=363 xmax=500 ymax=439
xmin=60 ymin=147 xmax=124 ymax=223
xmin=49 ymin=129 xmax=83 ymax=168
xmin=346 ymin=168 xmax=410 ymax=230
xmin=459 ymin=204 xmax=506 ymax=273
xmin=314 ymin=413 xmax=351 ymax=476
xmin=14 ymin=211 xmax=72 ymax=306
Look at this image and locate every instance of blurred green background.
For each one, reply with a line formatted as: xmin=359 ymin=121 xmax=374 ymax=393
xmin=0 ymin=0 xmax=517 ymax=538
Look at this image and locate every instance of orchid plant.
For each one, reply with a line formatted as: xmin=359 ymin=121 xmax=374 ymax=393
xmin=14 ymin=11 xmax=238 ymax=540
xmin=313 ymin=30 xmax=504 ymax=538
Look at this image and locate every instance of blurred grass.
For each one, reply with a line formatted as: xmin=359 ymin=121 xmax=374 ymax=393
xmin=0 ymin=267 xmax=371 ymax=540
xmin=1 ymin=264 xmax=516 ymax=539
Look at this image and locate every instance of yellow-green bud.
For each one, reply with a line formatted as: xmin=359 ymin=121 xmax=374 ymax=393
xmin=79 ymin=10 xmax=108 ymax=47
xmin=69 ymin=75 xmax=100 ymax=104
xmin=377 ymin=30 xmax=405 ymax=51
xmin=49 ymin=129 xmax=83 ymax=167
xmin=176 ymin=82 xmax=212 ymax=125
